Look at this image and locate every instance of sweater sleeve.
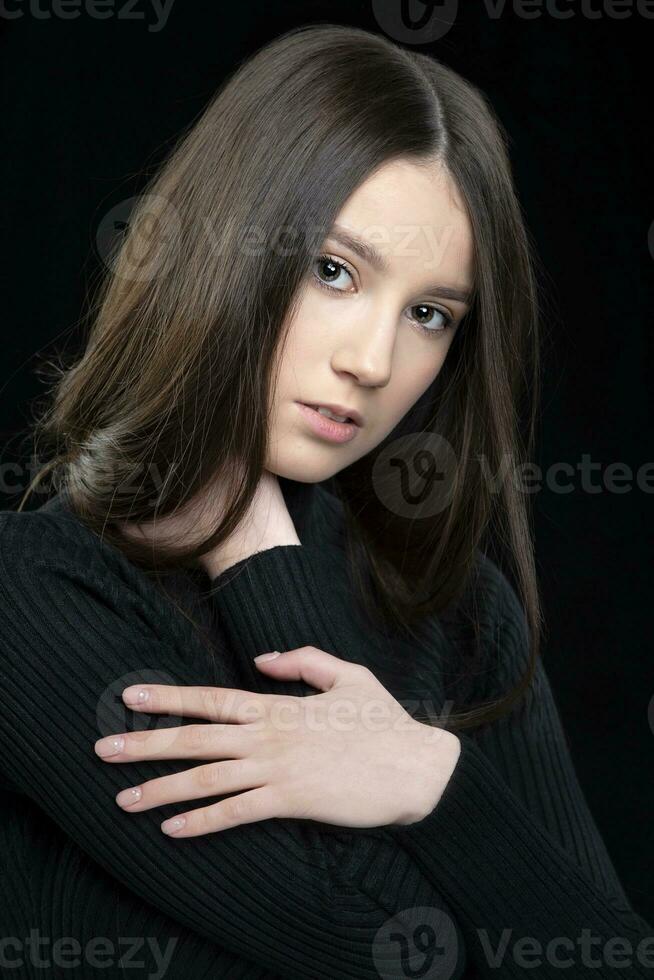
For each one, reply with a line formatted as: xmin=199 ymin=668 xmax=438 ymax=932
xmin=385 ymin=570 xmax=654 ymax=978
xmin=0 ymin=514 xmax=469 ymax=980
xmin=198 ymin=542 xmax=654 ymax=978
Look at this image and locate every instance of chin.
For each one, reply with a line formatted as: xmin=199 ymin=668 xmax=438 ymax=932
xmin=266 ymin=446 xmax=350 ymax=485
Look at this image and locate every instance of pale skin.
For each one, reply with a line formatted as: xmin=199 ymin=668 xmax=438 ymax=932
xmin=97 ymin=156 xmax=474 ymax=838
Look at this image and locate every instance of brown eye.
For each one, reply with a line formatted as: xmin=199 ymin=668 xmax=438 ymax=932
xmin=313 ymin=255 xmax=354 ymax=292
xmin=311 ymin=255 xmax=455 ymax=339
xmin=407 ymin=304 xmax=453 ymax=335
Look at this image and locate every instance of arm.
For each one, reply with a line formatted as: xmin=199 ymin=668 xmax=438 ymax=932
xmin=385 ymin=570 xmax=654 ymax=978
xmin=0 ymin=513 xmax=466 ymax=980
xmin=4 ymin=511 xmax=650 ymax=978
xmin=180 ymin=538 xmax=654 ymax=977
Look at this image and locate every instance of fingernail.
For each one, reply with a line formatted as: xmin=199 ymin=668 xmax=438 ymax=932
xmin=254 ymin=651 xmax=281 ymax=662
xmin=116 ymin=786 xmax=142 ymax=807
xmin=95 ymin=735 xmax=125 ymax=757
xmin=123 ymin=687 xmax=150 ymax=705
xmin=162 ymin=816 xmax=186 ymax=835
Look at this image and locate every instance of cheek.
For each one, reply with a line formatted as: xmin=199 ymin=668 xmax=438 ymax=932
xmin=389 ymin=345 xmax=447 ymax=416
xmin=270 ymin=313 xmax=319 ymax=396
xmin=278 ymin=296 xmax=329 ymax=367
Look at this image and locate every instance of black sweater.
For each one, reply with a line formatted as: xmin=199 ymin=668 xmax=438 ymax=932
xmin=0 ymin=478 xmax=650 ymax=979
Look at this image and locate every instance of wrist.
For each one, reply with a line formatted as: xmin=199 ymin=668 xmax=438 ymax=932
xmin=396 ymin=727 xmax=461 ymax=826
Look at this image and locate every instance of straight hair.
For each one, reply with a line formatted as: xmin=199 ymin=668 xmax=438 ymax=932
xmin=20 ymin=23 xmax=549 ymax=732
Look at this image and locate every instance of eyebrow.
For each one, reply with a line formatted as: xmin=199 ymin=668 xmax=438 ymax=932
xmin=327 ymin=223 xmax=473 ymax=306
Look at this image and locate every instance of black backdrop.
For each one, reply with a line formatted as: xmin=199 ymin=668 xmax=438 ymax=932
xmin=1 ymin=0 xmax=652 ymax=925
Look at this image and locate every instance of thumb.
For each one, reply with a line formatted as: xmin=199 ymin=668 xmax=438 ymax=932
xmin=253 ymin=646 xmax=359 ymax=692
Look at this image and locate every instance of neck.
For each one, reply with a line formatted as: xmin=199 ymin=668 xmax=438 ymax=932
xmin=277 ymin=475 xmax=319 ymax=540
xmin=42 ymin=475 xmax=327 ymax=547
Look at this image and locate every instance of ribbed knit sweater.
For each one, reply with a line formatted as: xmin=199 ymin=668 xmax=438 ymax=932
xmin=0 ymin=477 xmax=651 ymax=979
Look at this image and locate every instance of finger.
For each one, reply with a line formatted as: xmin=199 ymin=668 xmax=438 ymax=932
xmin=254 ymin=645 xmax=370 ymax=692
xmin=115 ymin=758 xmax=265 ymax=812
xmin=94 ymin=722 xmax=258 ymax=762
xmin=121 ymin=683 xmax=265 ymax=723
xmin=160 ymin=785 xmax=280 ymax=838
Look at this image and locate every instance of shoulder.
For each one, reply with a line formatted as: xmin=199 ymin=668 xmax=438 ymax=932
xmin=0 ymin=494 xmax=216 ymax=653
xmin=440 ymin=549 xmax=527 ymax=636
xmin=0 ymin=496 xmax=168 ymax=638
xmin=437 ymin=549 xmax=533 ymax=704
xmin=472 ymin=550 xmax=528 ymax=633
xmin=0 ymin=493 xmax=117 ymax=575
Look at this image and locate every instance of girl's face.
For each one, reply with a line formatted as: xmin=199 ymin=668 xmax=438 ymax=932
xmin=267 ymin=157 xmax=474 ymax=483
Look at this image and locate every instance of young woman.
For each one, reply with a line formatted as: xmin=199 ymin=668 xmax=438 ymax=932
xmin=1 ymin=22 xmax=650 ymax=980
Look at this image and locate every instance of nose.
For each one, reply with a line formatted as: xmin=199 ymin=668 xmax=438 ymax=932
xmin=330 ymin=318 xmax=395 ymax=388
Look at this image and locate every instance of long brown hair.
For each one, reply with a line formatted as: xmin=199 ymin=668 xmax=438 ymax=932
xmin=19 ymin=23 xmax=550 ymax=732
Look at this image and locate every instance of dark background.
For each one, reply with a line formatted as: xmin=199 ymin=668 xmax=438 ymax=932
xmin=1 ymin=0 xmax=652 ymax=924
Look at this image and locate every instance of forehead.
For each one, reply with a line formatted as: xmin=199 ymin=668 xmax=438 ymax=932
xmin=329 ymin=157 xmax=474 ymax=290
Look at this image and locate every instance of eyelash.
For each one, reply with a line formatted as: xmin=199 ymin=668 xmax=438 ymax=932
xmin=311 ymin=253 xmax=455 ymax=336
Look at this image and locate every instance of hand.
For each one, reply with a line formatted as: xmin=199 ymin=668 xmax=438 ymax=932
xmin=94 ymin=647 xmax=461 ymax=838
xmin=118 ymin=468 xmax=300 ymax=578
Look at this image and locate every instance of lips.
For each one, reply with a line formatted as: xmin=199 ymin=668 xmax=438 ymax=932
xmin=295 ymin=402 xmax=360 ymax=444
xmin=300 ymin=402 xmax=363 ymax=427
